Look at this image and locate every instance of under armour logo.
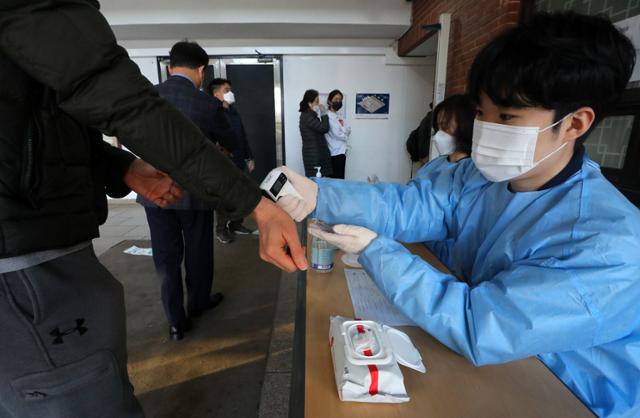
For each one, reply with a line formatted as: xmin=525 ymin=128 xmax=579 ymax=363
xmin=49 ymin=318 xmax=88 ymax=345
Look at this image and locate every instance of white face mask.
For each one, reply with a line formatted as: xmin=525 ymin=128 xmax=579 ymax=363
xmin=471 ymin=115 xmax=571 ymax=182
xmin=223 ymin=91 xmax=235 ymax=105
xmin=432 ymin=131 xmax=456 ymax=156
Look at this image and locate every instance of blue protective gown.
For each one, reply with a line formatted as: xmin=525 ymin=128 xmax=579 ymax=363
xmin=414 ymin=155 xmax=472 ymax=274
xmin=314 ymin=156 xmax=640 ymax=418
xmin=415 ymin=155 xmax=455 ymax=178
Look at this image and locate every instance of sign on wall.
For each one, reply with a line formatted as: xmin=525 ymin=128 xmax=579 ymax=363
xmin=355 ymin=93 xmax=390 ymax=119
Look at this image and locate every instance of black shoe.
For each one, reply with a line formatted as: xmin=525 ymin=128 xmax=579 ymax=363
xmin=169 ymin=325 xmax=184 ymax=341
xmin=216 ymin=227 xmax=234 ymax=244
xmin=188 ymin=293 xmax=225 ymax=318
xmin=168 ymin=318 xmax=192 ymax=341
xmin=228 ymin=222 xmax=255 ymax=235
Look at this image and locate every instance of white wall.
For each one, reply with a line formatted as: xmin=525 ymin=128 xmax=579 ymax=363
xmin=283 ymin=55 xmax=433 ymax=183
xmin=131 ymin=57 xmax=160 ymax=85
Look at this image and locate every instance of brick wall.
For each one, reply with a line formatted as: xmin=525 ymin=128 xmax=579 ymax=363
xmin=399 ymin=0 xmax=522 ymax=95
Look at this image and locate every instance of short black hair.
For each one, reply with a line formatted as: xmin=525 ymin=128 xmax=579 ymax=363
xmin=208 ymin=78 xmax=231 ymax=94
xmin=169 ymin=41 xmax=209 ymax=69
xmin=327 ymin=89 xmax=343 ymax=103
xmin=432 ymin=94 xmax=476 ymax=155
xmin=468 ymin=12 xmax=635 ymax=132
xmin=299 ymin=89 xmax=319 ymax=112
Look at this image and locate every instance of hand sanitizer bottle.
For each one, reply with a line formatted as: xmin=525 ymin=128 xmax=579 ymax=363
xmin=310 ymin=166 xmax=335 ymax=272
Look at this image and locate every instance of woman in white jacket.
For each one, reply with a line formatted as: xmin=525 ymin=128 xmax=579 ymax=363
xmin=324 ymin=89 xmax=350 ymax=179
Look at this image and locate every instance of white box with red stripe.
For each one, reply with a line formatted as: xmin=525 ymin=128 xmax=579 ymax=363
xmin=329 ymin=316 xmax=426 ymax=403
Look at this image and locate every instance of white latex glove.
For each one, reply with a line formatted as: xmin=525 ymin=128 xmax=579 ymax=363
xmin=308 ymin=224 xmax=377 ymax=254
xmin=275 ymin=166 xmax=318 ymax=222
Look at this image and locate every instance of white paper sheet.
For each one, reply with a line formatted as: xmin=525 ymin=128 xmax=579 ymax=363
xmin=123 ymin=245 xmax=153 ymax=256
xmin=344 ymin=269 xmax=415 ymax=327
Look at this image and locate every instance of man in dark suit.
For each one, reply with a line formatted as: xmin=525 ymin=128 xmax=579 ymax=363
xmin=138 ymin=41 xmax=231 ymax=341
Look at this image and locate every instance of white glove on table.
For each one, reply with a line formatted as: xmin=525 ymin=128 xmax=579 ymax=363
xmin=308 ymin=223 xmax=377 ymax=254
xmin=275 ymin=166 xmax=318 ymax=222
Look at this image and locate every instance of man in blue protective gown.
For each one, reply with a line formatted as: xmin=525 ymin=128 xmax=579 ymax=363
xmin=271 ymin=12 xmax=640 ymax=418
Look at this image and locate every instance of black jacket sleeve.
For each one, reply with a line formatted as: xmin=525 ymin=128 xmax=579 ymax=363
xmin=0 ymin=0 xmax=260 ymax=218
xmin=302 ymin=112 xmax=330 ymax=135
xmin=101 ymin=140 xmax=136 ymax=198
xmin=209 ymin=102 xmax=238 ymax=154
xmin=230 ymin=109 xmax=253 ymax=160
xmin=239 ymin=118 xmax=253 ymax=160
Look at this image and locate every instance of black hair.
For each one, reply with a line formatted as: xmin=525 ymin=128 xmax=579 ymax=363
xmin=299 ymin=89 xmax=319 ymax=112
xmin=468 ymin=12 xmax=635 ymax=135
xmin=208 ymin=78 xmax=231 ymax=94
xmin=169 ymin=41 xmax=209 ymax=69
xmin=327 ymin=89 xmax=343 ymax=103
xmin=432 ymin=94 xmax=476 ymax=155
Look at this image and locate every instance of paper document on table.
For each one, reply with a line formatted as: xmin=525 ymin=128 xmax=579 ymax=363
xmin=344 ymin=269 xmax=416 ymax=327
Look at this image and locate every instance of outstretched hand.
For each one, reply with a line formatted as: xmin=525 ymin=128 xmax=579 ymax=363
xmin=253 ymin=197 xmax=308 ymax=272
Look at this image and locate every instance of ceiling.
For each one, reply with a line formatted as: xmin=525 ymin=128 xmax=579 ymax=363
xmin=100 ymin=0 xmax=412 ymax=41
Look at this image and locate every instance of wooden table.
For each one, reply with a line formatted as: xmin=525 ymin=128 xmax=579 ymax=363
xmin=291 ymin=242 xmax=594 ymax=418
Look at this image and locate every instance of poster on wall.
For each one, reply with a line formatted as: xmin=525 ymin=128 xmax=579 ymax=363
xmin=615 ymin=15 xmax=640 ymax=82
xmin=319 ymin=92 xmax=347 ymax=120
xmin=355 ymin=93 xmax=390 ymax=119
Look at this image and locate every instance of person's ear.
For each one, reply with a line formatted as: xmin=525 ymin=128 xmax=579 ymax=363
xmin=563 ymin=107 xmax=595 ymax=142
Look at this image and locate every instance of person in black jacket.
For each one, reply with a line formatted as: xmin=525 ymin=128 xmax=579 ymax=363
xmin=209 ymin=78 xmax=256 ymax=243
xmin=0 ymin=1 xmax=307 ymax=417
xmin=299 ymin=89 xmax=332 ymax=177
xmin=406 ymin=102 xmax=433 ymax=165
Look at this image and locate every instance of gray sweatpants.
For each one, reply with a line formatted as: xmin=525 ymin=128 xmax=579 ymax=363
xmin=0 ymin=246 xmax=144 ymax=418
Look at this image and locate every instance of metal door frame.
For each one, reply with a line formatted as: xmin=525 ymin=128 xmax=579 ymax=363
xmin=157 ymin=55 xmax=285 ymax=166
xmin=428 ymin=13 xmax=451 ymax=161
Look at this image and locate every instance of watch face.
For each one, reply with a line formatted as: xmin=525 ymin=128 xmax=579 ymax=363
xmin=270 ymin=173 xmax=287 ymax=197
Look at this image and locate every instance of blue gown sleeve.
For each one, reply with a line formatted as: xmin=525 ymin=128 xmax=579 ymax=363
xmin=313 ymin=160 xmax=478 ymax=243
xmin=358 ymin=236 xmax=636 ymax=366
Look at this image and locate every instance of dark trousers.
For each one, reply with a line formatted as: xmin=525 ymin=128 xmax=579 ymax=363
xmin=144 ymin=207 xmax=214 ymax=327
xmin=0 ymin=246 xmax=144 ymax=418
xmin=330 ymin=154 xmax=346 ymax=179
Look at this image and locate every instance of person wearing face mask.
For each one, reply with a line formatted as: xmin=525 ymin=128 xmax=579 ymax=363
xmin=209 ymin=78 xmax=257 ymax=243
xmin=299 ymin=89 xmax=332 ymax=177
xmin=324 ymin=89 xmax=350 ymax=179
xmin=270 ymin=12 xmax=640 ymax=417
xmin=416 ymin=94 xmax=476 ymax=179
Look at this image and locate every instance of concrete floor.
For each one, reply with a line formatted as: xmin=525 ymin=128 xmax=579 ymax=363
xmin=95 ymin=201 xmax=152 ymax=256
xmin=95 ymin=201 xmax=295 ymax=418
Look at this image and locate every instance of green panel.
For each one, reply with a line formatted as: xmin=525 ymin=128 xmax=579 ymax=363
xmin=536 ymin=0 xmax=640 ymax=22
xmin=584 ymin=115 xmax=634 ymax=169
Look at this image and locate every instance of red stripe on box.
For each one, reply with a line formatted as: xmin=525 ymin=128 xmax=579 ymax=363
xmin=367 ymin=365 xmax=379 ymax=396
